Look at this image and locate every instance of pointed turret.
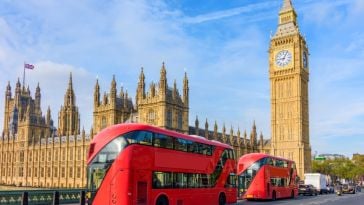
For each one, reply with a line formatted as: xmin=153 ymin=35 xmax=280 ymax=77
xmin=159 ymin=62 xmax=167 ymax=93
xmin=35 ymin=83 xmax=41 ymax=113
xmin=65 ymin=72 xmax=75 ymax=106
xmin=46 ymin=106 xmax=51 ymax=125
xmin=173 ymin=79 xmax=177 ymax=99
xmin=243 ymin=130 xmax=248 ymax=145
xmin=229 ymin=126 xmax=234 ymax=145
xmin=183 ymin=72 xmax=189 ymax=105
xmin=120 ymin=86 xmax=124 ymax=98
xmin=250 ymin=121 xmax=257 ymax=147
xmin=222 ymin=123 xmax=226 ymax=143
xmin=6 ymin=81 xmax=11 ymax=98
xmin=94 ymin=79 xmax=100 ymax=108
xmin=110 ymin=75 xmax=117 ymax=105
xmin=136 ymin=67 xmax=145 ymax=105
xmin=237 ymin=127 xmax=241 ymax=145
xmin=213 ymin=121 xmax=218 ymax=140
xmin=260 ymin=132 xmax=264 ymax=146
xmin=59 ymin=73 xmax=80 ymax=136
xmin=205 ymin=118 xmax=209 ymax=139
xmin=195 ymin=116 xmax=199 ymax=135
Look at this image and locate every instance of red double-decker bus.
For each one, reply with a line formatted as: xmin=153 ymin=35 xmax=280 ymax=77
xmin=237 ymin=153 xmax=298 ymax=200
xmin=86 ymin=123 xmax=237 ymax=205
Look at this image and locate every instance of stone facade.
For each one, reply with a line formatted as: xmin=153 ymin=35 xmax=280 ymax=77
xmin=0 ymin=75 xmax=90 ymax=188
xmin=269 ymin=0 xmax=312 ymax=178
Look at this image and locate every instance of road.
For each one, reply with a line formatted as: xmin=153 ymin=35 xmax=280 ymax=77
xmin=236 ymin=192 xmax=364 ymax=205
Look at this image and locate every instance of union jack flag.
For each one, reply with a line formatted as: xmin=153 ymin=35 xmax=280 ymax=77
xmin=24 ymin=63 xmax=34 ymax=69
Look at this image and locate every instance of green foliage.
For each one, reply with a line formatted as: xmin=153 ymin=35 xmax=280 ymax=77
xmin=312 ymin=156 xmax=364 ymax=181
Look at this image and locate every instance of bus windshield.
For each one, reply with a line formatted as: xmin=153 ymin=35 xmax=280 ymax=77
xmin=87 ymin=136 xmax=128 ymax=191
xmin=238 ymin=157 xmax=268 ymax=191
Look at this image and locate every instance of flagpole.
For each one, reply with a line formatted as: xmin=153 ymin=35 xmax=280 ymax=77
xmin=23 ymin=62 xmax=26 ymax=87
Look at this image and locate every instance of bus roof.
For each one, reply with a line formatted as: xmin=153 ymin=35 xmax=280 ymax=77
xmin=88 ymin=123 xmax=233 ymax=162
xmin=238 ymin=153 xmax=295 ymax=167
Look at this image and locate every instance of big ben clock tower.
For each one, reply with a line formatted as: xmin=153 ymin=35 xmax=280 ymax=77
xmin=269 ymin=0 xmax=311 ymax=178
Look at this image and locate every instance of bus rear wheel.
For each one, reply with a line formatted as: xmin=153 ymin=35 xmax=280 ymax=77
xmin=218 ymin=193 xmax=226 ymax=205
xmin=156 ymin=195 xmax=169 ymax=205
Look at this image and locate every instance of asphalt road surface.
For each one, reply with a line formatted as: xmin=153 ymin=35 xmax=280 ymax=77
xmin=236 ymin=192 xmax=364 ymax=205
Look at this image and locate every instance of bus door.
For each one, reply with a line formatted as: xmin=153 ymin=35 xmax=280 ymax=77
xmin=136 ymin=170 xmax=149 ymax=205
xmin=137 ymin=181 xmax=148 ymax=205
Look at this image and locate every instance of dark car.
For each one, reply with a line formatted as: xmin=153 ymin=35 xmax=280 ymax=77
xmin=299 ymin=184 xmax=318 ymax=196
xmin=342 ymin=183 xmax=356 ymax=194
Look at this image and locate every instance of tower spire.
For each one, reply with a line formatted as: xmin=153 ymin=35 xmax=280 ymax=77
xmin=281 ymin=0 xmax=293 ymax=11
xmin=65 ymin=72 xmax=75 ymax=106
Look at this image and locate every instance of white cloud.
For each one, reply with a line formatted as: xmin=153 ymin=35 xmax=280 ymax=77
xmin=182 ymin=1 xmax=275 ymax=24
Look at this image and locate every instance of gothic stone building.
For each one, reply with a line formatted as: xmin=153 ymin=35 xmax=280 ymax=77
xmin=92 ymin=62 xmax=270 ymax=161
xmin=0 ymin=74 xmax=90 ymax=188
xmin=0 ymin=0 xmax=311 ymax=188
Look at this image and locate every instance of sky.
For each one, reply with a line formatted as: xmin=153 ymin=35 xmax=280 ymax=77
xmin=0 ymin=0 xmax=363 ymax=157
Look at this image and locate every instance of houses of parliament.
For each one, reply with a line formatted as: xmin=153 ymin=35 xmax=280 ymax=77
xmin=0 ymin=0 xmax=311 ymax=188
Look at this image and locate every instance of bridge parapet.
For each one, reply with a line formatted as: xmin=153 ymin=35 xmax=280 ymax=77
xmin=0 ymin=189 xmax=86 ymax=205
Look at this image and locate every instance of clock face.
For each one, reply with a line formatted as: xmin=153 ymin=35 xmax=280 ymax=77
xmin=275 ymin=50 xmax=292 ymax=67
xmin=303 ymin=51 xmax=308 ymax=68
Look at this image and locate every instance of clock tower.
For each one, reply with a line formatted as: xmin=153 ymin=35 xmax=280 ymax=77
xmin=269 ymin=0 xmax=311 ymax=178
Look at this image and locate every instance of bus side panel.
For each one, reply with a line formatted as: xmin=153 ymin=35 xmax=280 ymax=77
xmin=269 ymin=166 xmax=292 ymax=199
xmin=111 ymin=170 xmax=131 ymax=205
xmin=244 ymin=166 xmax=266 ymax=200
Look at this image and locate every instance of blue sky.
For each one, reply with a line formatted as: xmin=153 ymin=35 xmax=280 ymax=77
xmin=0 ymin=0 xmax=363 ymax=157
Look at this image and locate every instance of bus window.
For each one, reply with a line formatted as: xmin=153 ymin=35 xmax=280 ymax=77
xmin=226 ymin=173 xmax=237 ymax=188
xmin=201 ymin=174 xmax=211 ymax=188
xmin=174 ymin=173 xmax=188 ymax=188
xmin=154 ymin=134 xmax=173 ymax=149
xmin=125 ymin=131 xmax=153 ymax=145
xmin=153 ymin=172 xmax=173 ymax=189
xmin=199 ymin=144 xmax=212 ymax=155
xmin=174 ymin=138 xmax=189 ymax=152
xmin=228 ymin=149 xmax=235 ymax=159
xmin=267 ymin=158 xmax=273 ymax=166
xmin=187 ymin=142 xmax=199 ymax=154
xmin=188 ymin=173 xmax=200 ymax=188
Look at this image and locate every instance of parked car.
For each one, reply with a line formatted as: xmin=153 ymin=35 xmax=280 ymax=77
xmin=356 ymin=185 xmax=361 ymax=192
xmin=342 ymin=183 xmax=356 ymax=194
xmin=299 ymin=184 xmax=318 ymax=196
xmin=327 ymin=185 xmax=334 ymax=193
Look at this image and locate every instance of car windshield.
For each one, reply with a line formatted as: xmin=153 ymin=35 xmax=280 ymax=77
xmin=299 ymin=185 xmax=308 ymax=188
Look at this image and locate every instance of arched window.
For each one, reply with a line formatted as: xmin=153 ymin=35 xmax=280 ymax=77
xmin=147 ymin=109 xmax=156 ymax=124
xmin=178 ymin=112 xmax=183 ymax=130
xmin=167 ymin=110 xmax=172 ymax=128
xmin=101 ymin=116 xmax=107 ymax=129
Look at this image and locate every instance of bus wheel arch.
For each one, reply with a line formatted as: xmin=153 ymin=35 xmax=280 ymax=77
xmin=155 ymin=194 xmax=169 ymax=205
xmin=218 ymin=192 xmax=226 ymax=205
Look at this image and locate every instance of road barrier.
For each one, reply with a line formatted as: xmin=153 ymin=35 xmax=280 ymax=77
xmin=0 ymin=189 xmax=86 ymax=205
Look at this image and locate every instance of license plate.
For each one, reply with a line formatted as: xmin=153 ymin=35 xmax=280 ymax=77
xmin=246 ymin=194 xmax=254 ymax=198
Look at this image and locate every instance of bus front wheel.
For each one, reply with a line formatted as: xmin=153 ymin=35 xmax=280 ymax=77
xmin=156 ymin=195 xmax=169 ymax=205
xmin=218 ymin=193 xmax=226 ymax=205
